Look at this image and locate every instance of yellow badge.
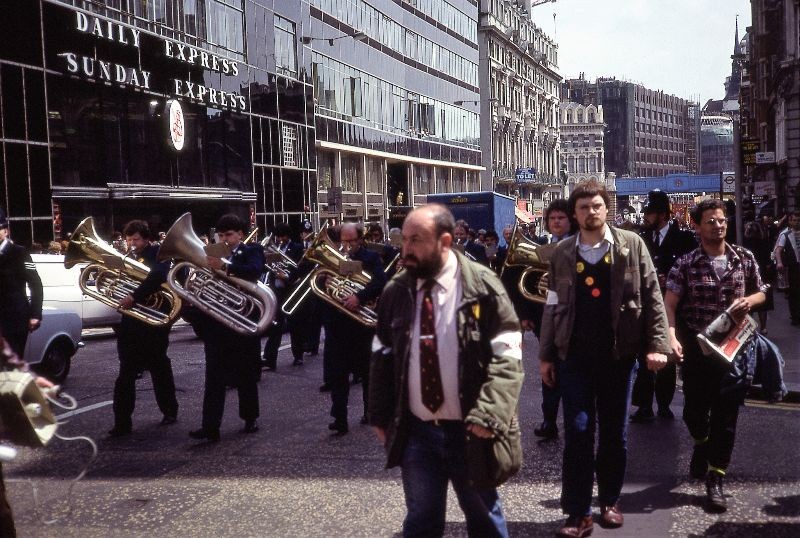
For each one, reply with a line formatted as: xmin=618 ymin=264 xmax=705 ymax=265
xmin=585 ymin=276 xmax=595 ymax=286
xmin=472 ymin=303 xmax=480 ymax=320
xmin=604 ymin=252 xmax=611 ymax=264
xmin=576 ymin=261 xmax=585 ymax=273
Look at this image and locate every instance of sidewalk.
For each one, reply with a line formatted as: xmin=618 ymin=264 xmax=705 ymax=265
xmin=756 ymin=289 xmax=800 ymax=392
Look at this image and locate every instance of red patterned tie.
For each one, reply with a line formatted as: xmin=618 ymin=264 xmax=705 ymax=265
xmin=420 ymin=279 xmax=444 ymax=413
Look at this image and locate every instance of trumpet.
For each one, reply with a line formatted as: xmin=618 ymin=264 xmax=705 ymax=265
xmin=261 ymin=233 xmax=298 ymax=280
xmin=64 ymin=217 xmax=182 ymax=326
xmin=501 ymin=225 xmax=556 ymax=304
xmin=158 ymin=213 xmax=277 ymax=336
xmin=282 ymin=228 xmax=377 ymax=326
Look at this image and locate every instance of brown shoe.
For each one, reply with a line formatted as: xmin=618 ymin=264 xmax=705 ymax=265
xmin=556 ymin=515 xmax=593 ymax=537
xmin=599 ymin=504 xmax=624 ymax=528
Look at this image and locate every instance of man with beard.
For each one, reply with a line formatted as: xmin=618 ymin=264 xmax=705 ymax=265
xmin=369 ymin=204 xmax=524 ymax=537
xmin=538 ymin=180 xmax=670 ymax=537
xmin=630 ymin=190 xmax=696 ymax=423
xmin=775 ymin=210 xmax=800 ymax=325
xmin=325 ymin=223 xmax=386 ymax=434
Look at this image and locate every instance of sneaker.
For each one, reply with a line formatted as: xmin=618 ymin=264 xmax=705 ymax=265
xmin=705 ymin=471 xmax=727 ymax=513
xmin=690 ymin=443 xmax=708 ymax=480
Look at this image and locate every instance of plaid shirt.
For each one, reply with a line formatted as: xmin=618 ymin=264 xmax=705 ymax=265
xmin=666 ymin=243 xmax=763 ymax=333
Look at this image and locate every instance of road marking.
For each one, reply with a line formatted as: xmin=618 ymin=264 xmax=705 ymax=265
xmin=56 ymin=400 xmax=113 ymax=419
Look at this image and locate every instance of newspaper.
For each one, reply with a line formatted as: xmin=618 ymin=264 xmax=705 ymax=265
xmin=696 ymin=307 xmax=758 ymax=363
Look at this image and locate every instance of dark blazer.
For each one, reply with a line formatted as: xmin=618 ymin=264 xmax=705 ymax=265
xmin=350 ymin=246 xmax=387 ymax=303
xmin=131 ymin=243 xmax=170 ymax=304
xmin=0 ymin=242 xmax=43 ymax=334
xmin=226 ymin=242 xmax=265 ymax=283
xmin=640 ymin=222 xmax=697 ymax=287
xmin=463 ymin=240 xmax=489 ymax=265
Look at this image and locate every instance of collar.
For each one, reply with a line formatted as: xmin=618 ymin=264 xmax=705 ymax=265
xmin=577 ymin=224 xmax=615 ymax=250
xmin=694 ymin=242 xmax=740 ymax=264
xmin=416 ymin=249 xmax=458 ymax=293
xmin=657 ymin=222 xmax=670 ymax=239
xmin=0 ymin=238 xmax=10 ymax=255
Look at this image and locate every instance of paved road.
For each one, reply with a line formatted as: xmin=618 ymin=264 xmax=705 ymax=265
xmin=5 ymin=298 xmax=800 ymax=537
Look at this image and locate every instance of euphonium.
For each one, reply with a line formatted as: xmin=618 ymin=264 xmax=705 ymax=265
xmin=64 ymin=217 xmax=182 ymax=326
xmin=501 ymin=225 xmax=556 ymax=304
xmin=261 ymin=233 xmax=298 ymax=280
xmin=158 ymin=213 xmax=277 ymax=336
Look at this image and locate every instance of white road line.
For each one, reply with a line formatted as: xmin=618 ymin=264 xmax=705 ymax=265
xmin=56 ymin=400 xmax=113 ymax=420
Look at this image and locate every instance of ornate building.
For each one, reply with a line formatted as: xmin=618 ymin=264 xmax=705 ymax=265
xmin=559 ymin=101 xmax=605 ymax=188
xmin=477 ymin=0 xmax=562 ymax=210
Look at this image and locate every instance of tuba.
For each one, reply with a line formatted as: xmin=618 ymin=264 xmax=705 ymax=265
xmin=158 ymin=213 xmax=277 ymax=336
xmin=282 ymin=228 xmax=377 ymax=326
xmin=64 ymin=217 xmax=183 ymax=326
xmin=501 ymin=225 xmax=556 ymax=304
xmin=261 ymin=233 xmax=299 ymax=280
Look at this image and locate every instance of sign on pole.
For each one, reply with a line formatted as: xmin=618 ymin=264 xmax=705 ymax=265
xmin=755 ymin=152 xmax=776 ymax=164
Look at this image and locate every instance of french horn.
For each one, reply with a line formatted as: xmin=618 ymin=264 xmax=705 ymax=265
xmin=501 ymin=225 xmax=556 ymax=304
xmin=158 ymin=213 xmax=277 ymax=336
xmin=64 ymin=217 xmax=183 ymax=326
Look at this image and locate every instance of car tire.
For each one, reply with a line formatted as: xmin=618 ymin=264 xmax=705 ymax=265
xmin=36 ymin=340 xmax=73 ymax=384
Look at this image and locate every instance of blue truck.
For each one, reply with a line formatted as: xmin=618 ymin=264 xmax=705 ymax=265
xmin=425 ymin=191 xmax=517 ymax=237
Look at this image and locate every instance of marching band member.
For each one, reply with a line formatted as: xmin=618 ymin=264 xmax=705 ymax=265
xmin=189 ymin=214 xmax=265 ymax=441
xmin=109 ymin=220 xmax=179 ymax=437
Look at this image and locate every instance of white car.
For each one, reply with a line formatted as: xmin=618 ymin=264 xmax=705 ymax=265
xmin=31 ymin=254 xmax=122 ymax=330
xmin=23 ymin=307 xmax=83 ymax=383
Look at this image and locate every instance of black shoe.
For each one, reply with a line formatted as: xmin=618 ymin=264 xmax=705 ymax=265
xmin=107 ymin=425 xmax=132 ymax=437
xmin=160 ymin=415 xmax=178 ymax=426
xmin=533 ymin=421 xmax=558 ymax=439
xmin=328 ymin=421 xmax=348 ymax=435
xmin=242 ymin=420 xmax=259 ymax=434
xmin=657 ymin=408 xmax=675 ymax=419
xmin=292 ymin=357 xmax=304 ymax=366
xmin=188 ymin=428 xmax=220 ymax=442
xmin=319 ymin=383 xmax=331 ymax=393
xmin=359 ymin=415 xmax=369 ymax=425
xmin=690 ymin=442 xmax=708 ymax=480
xmin=630 ymin=407 xmax=655 ymax=423
xmin=705 ymin=471 xmax=727 ymax=513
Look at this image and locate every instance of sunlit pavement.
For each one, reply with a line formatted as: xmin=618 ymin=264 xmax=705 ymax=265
xmin=6 ymin=296 xmax=800 ymax=537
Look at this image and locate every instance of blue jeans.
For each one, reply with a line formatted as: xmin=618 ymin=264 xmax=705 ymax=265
xmin=558 ymin=355 xmax=637 ymax=517
xmin=401 ymin=417 xmax=509 ymax=538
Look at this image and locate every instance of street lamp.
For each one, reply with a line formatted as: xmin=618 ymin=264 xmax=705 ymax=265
xmin=454 ymin=98 xmax=498 ymax=106
xmin=301 ymin=31 xmax=367 ymax=46
xmin=531 ymin=0 xmax=556 ymax=6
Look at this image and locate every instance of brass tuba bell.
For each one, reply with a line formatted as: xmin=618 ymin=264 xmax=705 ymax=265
xmin=158 ymin=213 xmax=277 ymax=336
xmin=501 ymin=225 xmax=556 ymax=304
xmin=64 ymin=217 xmax=183 ymax=326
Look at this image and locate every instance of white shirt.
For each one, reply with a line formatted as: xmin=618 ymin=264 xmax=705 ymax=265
xmin=408 ymin=249 xmax=463 ymax=421
xmin=576 ymin=224 xmax=615 ymax=265
xmin=654 ymin=222 xmax=670 ymax=246
xmin=0 ymin=238 xmax=8 ymax=255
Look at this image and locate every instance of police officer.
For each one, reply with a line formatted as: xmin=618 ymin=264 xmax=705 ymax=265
xmin=109 ymin=220 xmax=179 ymax=437
xmin=0 ymin=207 xmax=43 ymax=360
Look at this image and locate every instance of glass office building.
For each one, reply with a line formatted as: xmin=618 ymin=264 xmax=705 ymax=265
xmin=0 ymin=0 xmax=315 ymax=245
xmin=308 ymin=0 xmax=482 ymax=227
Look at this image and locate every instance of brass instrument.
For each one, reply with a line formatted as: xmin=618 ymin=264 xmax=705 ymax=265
xmin=364 ymin=240 xmax=401 ymax=274
xmin=64 ymin=217 xmax=183 ymax=326
xmin=261 ymin=233 xmax=299 ymax=280
xmin=501 ymin=225 xmax=556 ymax=304
xmin=0 ymin=371 xmax=58 ymax=447
xmin=158 ymin=213 xmax=277 ymax=336
xmin=282 ymin=228 xmax=377 ymax=326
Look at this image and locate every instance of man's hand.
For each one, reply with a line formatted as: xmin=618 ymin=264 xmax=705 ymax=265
xmin=540 ymin=360 xmax=557 ymax=387
xmin=373 ymin=427 xmax=386 ymax=444
xmin=343 ymin=294 xmax=360 ymax=312
xmin=670 ymin=336 xmax=684 ymax=362
xmin=119 ymin=294 xmax=134 ymax=310
xmin=206 ymin=256 xmax=224 ymax=271
xmin=28 ymin=319 xmax=41 ymax=332
xmin=646 ymin=352 xmax=668 ymax=372
xmin=34 ymin=376 xmax=54 ymax=390
xmin=466 ymin=423 xmax=494 ymax=439
xmin=729 ymin=296 xmax=752 ymax=322
xmin=520 ymin=319 xmax=535 ymax=332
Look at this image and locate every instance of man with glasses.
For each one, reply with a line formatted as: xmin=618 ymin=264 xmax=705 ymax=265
xmin=664 ymin=199 xmax=765 ymax=513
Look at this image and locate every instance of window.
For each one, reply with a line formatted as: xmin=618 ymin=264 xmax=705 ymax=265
xmin=342 ymin=154 xmax=361 ymax=192
xmin=274 ymin=15 xmax=297 ymax=77
xmin=282 ymin=124 xmax=298 ymax=167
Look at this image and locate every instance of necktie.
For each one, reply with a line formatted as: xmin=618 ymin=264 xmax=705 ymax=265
xmin=654 ymin=231 xmax=661 ymax=246
xmin=419 ymin=279 xmax=444 ymax=413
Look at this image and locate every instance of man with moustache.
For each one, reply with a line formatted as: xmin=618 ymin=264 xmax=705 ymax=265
xmin=370 ymin=204 xmax=523 ymax=537
xmin=664 ymin=199 xmax=765 ymax=512
xmin=538 ymin=180 xmax=670 ymax=537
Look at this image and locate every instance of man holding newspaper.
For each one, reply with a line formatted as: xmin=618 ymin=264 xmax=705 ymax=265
xmin=663 ymin=199 xmax=765 ymax=514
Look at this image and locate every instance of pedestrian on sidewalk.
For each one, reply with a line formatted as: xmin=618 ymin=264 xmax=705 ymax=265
xmin=664 ymin=199 xmax=765 ymax=513
xmin=774 ymin=211 xmax=800 ymax=325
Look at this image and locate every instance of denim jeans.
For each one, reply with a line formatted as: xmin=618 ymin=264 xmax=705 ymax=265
xmin=558 ymin=355 xmax=637 ymax=517
xmin=401 ymin=417 xmax=509 ymax=538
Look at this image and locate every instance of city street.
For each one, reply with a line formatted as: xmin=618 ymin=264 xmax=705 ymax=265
xmin=3 ymin=297 xmax=798 ymax=537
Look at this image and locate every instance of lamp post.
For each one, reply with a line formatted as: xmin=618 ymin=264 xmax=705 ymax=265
xmin=301 ymin=31 xmax=367 ymax=46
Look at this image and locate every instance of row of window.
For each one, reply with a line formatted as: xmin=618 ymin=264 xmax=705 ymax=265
xmin=312 ymin=0 xmax=479 ymax=87
xmin=634 ymin=88 xmax=685 ymax=109
xmin=563 ymin=109 xmax=599 ymax=124
xmin=635 ymin=122 xmax=685 ymax=138
xmin=565 ymin=154 xmax=602 ymax=174
xmin=634 ymin=167 xmax=687 ymax=178
xmin=98 ymin=0 xmax=245 ymax=59
xmin=635 ymin=152 xmax=686 ymax=166
xmin=635 ymin=107 xmax=684 ymax=123
xmin=488 ymin=40 xmax=559 ymax=96
xmin=312 ymin=53 xmax=480 ymax=148
xmin=400 ymin=0 xmax=478 ymax=44
xmin=483 ymin=0 xmax=557 ymax=64
xmin=635 ymin=137 xmax=684 ymax=152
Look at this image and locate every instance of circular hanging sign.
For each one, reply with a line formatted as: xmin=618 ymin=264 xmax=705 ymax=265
xmin=168 ymin=100 xmax=185 ymax=151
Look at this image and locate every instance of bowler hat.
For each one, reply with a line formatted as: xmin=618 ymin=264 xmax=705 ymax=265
xmin=0 ymin=206 xmax=7 ymax=229
xmin=643 ymin=190 xmax=670 ymax=214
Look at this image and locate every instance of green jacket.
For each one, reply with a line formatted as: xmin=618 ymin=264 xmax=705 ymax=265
xmin=368 ymin=251 xmax=524 ymax=469
xmin=538 ymin=226 xmax=671 ymax=362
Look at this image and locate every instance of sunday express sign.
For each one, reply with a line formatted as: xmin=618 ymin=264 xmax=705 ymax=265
xmin=47 ymin=6 xmax=248 ymax=112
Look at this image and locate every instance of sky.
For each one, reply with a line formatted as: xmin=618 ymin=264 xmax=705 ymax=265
xmin=535 ymin=0 xmax=752 ymax=102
